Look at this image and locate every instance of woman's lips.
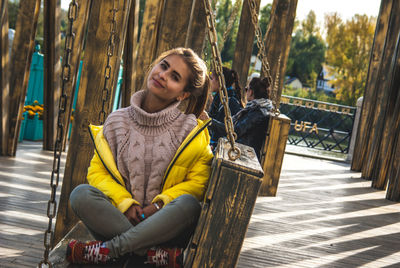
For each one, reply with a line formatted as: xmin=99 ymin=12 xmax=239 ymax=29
xmin=152 ymin=78 xmax=164 ymax=88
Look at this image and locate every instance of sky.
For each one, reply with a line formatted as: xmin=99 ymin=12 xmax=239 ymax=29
xmin=61 ymin=0 xmax=381 ymax=27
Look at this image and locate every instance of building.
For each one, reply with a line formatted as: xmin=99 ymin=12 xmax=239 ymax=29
xmin=316 ymin=64 xmax=336 ymax=95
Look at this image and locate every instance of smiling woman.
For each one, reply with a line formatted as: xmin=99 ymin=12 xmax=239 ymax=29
xmin=65 ymin=47 xmax=214 ymax=267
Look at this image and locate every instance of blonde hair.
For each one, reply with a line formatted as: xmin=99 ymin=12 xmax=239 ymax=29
xmin=143 ymin=47 xmax=210 ymax=118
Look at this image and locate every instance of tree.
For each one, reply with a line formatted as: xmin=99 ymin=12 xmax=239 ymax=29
xmin=285 ymin=11 xmax=326 ymax=88
xmin=325 ymin=13 xmax=376 ymax=106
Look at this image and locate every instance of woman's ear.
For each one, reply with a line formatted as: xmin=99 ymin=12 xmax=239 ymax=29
xmin=177 ymin=92 xmax=190 ymax=101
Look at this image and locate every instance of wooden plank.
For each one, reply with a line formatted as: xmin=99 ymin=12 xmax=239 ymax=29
xmin=351 ymin=0 xmax=393 ymax=172
xmin=385 ymin=35 xmax=400 ymax=201
xmin=371 ymin=24 xmax=400 ymax=190
xmin=155 ymin=0 xmax=194 ymax=57
xmin=132 ymin=0 xmax=164 ymax=92
xmin=184 ymin=139 xmax=263 ymax=268
xmin=43 ymin=0 xmax=61 ymax=151
xmin=232 ymin=0 xmax=260 ymax=89
xmin=185 ymin=0 xmax=207 ymax=55
xmin=259 ymin=114 xmax=290 ymax=196
xmin=54 ymin=0 xmax=132 ymax=244
xmin=120 ymin=0 xmax=139 ymax=108
xmin=361 ymin=0 xmax=400 ymax=181
xmin=262 ymin=0 xmax=298 ymax=102
xmin=6 ymin=0 xmax=41 ymax=156
xmin=0 ymin=0 xmax=9 ymax=155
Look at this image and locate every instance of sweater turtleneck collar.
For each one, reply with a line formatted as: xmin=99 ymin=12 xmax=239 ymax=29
xmin=128 ymin=90 xmax=182 ymax=129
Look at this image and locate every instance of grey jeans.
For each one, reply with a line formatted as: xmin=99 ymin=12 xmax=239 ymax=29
xmin=69 ymin=184 xmax=201 ymax=257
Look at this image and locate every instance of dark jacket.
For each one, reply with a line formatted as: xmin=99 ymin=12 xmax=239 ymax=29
xmin=209 ymin=98 xmax=273 ymax=161
xmin=209 ymin=87 xmax=242 ymax=147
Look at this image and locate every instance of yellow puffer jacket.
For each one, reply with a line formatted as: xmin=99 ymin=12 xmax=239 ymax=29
xmin=87 ymin=119 xmax=214 ymax=213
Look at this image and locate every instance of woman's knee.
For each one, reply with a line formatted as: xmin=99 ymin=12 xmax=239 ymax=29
xmin=173 ymin=194 xmax=201 ymax=216
xmin=69 ymin=184 xmax=98 ymax=213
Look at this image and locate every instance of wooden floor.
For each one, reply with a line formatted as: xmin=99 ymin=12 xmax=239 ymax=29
xmin=1 ymin=141 xmax=400 ymax=267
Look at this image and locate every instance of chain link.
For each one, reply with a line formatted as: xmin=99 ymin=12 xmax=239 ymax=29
xmin=204 ymin=0 xmax=240 ymax=160
xmin=99 ymin=0 xmax=119 ymax=125
xmin=247 ymin=0 xmax=280 ymax=115
xmin=219 ymin=0 xmax=242 ymax=52
xmin=38 ymin=1 xmax=78 ymax=267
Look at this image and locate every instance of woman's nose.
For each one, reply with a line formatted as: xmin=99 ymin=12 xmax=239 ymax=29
xmin=159 ymin=70 xmax=167 ymax=80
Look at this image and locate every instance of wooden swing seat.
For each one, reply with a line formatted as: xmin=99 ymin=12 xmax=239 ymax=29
xmin=48 ymin=139 xmax=263 ymax=267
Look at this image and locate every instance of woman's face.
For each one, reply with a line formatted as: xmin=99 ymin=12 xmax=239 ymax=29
xmin=210 ymin=73 xmax=220 ymax=93
xmin=147 ymin=54 xmax=191 ymax=103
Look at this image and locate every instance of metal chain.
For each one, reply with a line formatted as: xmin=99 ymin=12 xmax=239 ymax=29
xmin=247 ymin=0 xmax=280 ymax=115
xmin=99 ymin=0 xmax=119 ymax=125
xmin=204 ymin=0 xmax=240 ymax=160
xmin=219 ymin=0 xmax=242 ymax=52
xmin=38 ymin=1 xmax=78 ymax=267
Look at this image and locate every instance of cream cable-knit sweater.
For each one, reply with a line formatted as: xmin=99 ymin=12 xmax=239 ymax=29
xmin=103 ymin=90 xmax=197 ymax=206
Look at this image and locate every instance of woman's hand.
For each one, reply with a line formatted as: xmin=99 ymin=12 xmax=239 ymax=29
xmin=142 ymin=201 xmax=164 ymax=219
xmin=124 ymin=204 xmax=144 ymax=226
xmin=199 ymin=110 xmax=209 ymax=121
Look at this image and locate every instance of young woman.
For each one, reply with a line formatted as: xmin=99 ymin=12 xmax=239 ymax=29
xmin=208 ymin=67 xmax=243 ymax=149
xmin=209 ymin=77 xmax=273 ymax=161
xmin=66 ymin=48 xmax=214 ymax=267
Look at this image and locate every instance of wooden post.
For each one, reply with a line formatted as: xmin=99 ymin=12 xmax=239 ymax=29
xmin=361 ymin=0 xmax=400 ymax=182
xmin=185 ymin=0 xmax=207 ymax=55
xmin=43 ymin=0 xmax=61 ymax=151
xmin=60 ymin=0 xmax=92 ymax=150
xmin=120 ymin=0 xmax=139 ymax=108
xmin=258 ymin=114 xmax=290 ymax=196
xmin=133 ymin=0 xmax=164 ymax=92
xmin=382 ymin=33 xmax=400 ymax=199
xmin=6 ymin=0 xmax=41 ymax=156
xmin=184 ymin=139 xmax=263 ymax=268
xmin=232 ymin=0 xmax=260 ymax=89
xmin=351 ymin=0 xmax=393 ymax=172
xmin=54 ymin=0 xmax=132 ymax=243
xmin=262 ymin=0 xmax=297 ymax=101
xmin=155 ymin=0 xmax=194 ymax=57
xmin=0 ymin=0 xmax=9 ymax=155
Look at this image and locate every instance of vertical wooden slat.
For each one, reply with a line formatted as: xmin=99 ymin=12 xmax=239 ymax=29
xmin=351 ymin=0 xmax=393 ymax=171
xmin=61 ymin=0 xmax=92 ymax=149
xmin=54 ymin=0 xmax=132 ymax=243
xmin=133 ymin=0 xmax=164 ymax=92
xmin=185 ymin=0 xmax=207 ymax=55
xmin=232 ymin=0 xmax=260 ymax=89
xmin=155 ymin=0 xmax=194 ymax=56
xmin=6 ymin=0 xmax=41 ymax=156
xmin=121 ymin=0 xmax=139 ymax=108
xmin=43 ymin=0 xmax=61 ymax=151
xmin=383 ymin=34 xmax=400 ymax=200
xmin=371 ymin=33 xmax=400 ymax=190
xmin=258 ymin=114 xmax=290 ymax=196
xmin=0 ymin=0 xmax=9 ymax=155
xmin=262 ymin=0 xmax=297 ymax=101
xmin=361 ymin=1 xmax=400 ymax=181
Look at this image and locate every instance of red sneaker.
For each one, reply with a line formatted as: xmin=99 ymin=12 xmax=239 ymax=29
xmin=66 ymin=239 xmax=111 ymax=264
xmin=146 ymin=247 xmax=183 ymax=268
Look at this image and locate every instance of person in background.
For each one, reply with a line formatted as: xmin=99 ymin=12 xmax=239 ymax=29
xmin=209 ymin=77 xmax=273 ymax=161
xmin=208 ymin=67 xmax=243 ymax=149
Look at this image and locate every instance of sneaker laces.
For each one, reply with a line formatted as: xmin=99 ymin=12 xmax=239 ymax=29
xmin=84 ymin=242 xmax=109 ymax=263
xmin=151 ymin=248 xmax=169 ymax=266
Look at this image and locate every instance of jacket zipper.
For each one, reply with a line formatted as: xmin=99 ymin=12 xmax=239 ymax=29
xmin=88 ymin=126 xmax=123 ymax=186
xmin=161 ymin=119 xmax=212 ymax=190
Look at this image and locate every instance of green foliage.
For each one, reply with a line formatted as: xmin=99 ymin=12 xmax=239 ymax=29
xmin=325 ymin=13 xmax=376 ymax=106
xmin=7 ymin=0 xmax=18 ymax=30
xmin=286 ymin=11 xmax=326 ymax=88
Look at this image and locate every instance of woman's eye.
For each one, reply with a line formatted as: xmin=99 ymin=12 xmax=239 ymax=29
xmin=160 ymin=62 xmax=167 ymax=69
xmin=172 ymin=74 xmax=179 ymax=81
